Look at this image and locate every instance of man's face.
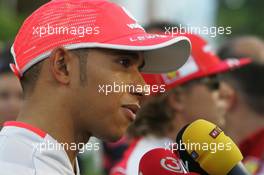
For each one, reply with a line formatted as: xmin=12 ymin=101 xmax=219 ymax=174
xmin=71 ymin=49 xmax=146 ymax=141
xmin=0 ymin=73 xmax=22 ymax=123
xmin=179 ymin=77 xmax=225 ymax=128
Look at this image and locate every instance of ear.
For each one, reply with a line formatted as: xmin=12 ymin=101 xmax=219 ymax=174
xmin=218 ymin=82 xmax=237 ymax=112
xmin=167 ymin=90 xmax=184 ymax=112
xmin=49 ymin=47 xmax=73 ymax=85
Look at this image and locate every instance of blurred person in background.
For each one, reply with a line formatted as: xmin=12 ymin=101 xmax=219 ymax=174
xmin=218 ymin=36 xmax=264 ymax=175
xmin=0 ymin=44 xmax=22 ymax=128
xmin=102 ymin=137 xmax=129 ymax=174
xmin=110 ymin=24 xmax=251 ymax=175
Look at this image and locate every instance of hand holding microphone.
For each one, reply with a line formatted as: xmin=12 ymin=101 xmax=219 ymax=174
xmin=176 ymin=119 xmax=250 ymax=175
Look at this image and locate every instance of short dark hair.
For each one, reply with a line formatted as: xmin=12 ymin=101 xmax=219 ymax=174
xmin=71 ymin=49 xmax=88 ymax=86
xmin=218 ymin=36 xmax=264 ymax=115
xmin=20 ymin=61 xmax=43 ymax=96
xmin=21 ymin=48 xmax=89 ymax=96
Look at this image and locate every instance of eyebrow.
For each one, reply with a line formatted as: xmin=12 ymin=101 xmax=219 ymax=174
xmin=109 ymin=50 xmax=145 ymax=70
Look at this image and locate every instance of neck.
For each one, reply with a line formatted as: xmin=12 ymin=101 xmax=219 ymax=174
xmin=16 ymin=95 xmax=90 ymax=168
xmin=226 ymin=103 xmax=264 ymax=144
xmin=167 ymin=113 xmax=188 ymax=141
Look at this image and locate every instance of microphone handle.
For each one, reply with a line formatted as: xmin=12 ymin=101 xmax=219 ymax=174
xmin=227 ymin=162 xmax=250 ymax=175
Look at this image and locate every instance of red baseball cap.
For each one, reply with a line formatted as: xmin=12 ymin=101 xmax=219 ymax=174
xmin=10 ymin=0 xmax=191 ymax=78
xmin=142 ymin=33 xmax=251 ymax=91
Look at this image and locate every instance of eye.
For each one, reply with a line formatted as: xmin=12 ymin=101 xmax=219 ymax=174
xmin=118 ymin=57 xmax=133 ymax=68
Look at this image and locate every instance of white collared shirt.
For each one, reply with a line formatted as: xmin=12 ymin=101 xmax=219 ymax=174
xmin=0 ymin=121 xmax=80 ymax=175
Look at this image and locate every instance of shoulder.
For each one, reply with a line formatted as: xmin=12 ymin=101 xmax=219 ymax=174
xmin=0 ymin=161 xmax=35 ymax=175
xmin=0 ymin=128 xmax=61 ymax=175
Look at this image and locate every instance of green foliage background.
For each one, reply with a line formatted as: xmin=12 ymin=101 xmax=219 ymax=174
xmin=217 ymin=0 xmax=264 ymax=38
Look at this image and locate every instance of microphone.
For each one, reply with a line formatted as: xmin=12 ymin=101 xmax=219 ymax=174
xmin=138 ymin=148 xmax=199 ymax=175
xmin=176 ymin=119 xmax=250 ymax=175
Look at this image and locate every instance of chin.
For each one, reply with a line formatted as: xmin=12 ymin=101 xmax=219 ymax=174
xmin=106 ymin=136 xmax=123 ymax=142
xmin=99 ymin=129 xmax=125 ymax=142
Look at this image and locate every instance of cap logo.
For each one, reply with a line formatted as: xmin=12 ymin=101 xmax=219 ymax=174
xmin=127 ymin=23 xmax=145 ymax=30
xmin=129 ymin=34 xmax=166 ymax=42
xmin=226 ymin=59 xmax=240 ymax=68
xmin=161 ymin=56 xmax=199 ymax=84
xmin=160 ymin=157 xmax=185 ymax=173
xmin=166 ymin=71 xmax=181 ymax=80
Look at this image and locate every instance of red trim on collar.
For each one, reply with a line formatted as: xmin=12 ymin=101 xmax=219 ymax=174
xmin=3 ymin=121 xmax=47 ymax=138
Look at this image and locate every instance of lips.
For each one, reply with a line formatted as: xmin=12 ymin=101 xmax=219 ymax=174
xmin=121 ymin=103 xmax=140 ymax=121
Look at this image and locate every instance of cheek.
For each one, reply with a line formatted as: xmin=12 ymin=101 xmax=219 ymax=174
xmin=87 ymin=98 xmax=129 ymax=141
xmin=80 ymin=83 xmax=129 ymax=140
xmin=193 ymin=93 xmax=224 ymax=125
xmin=80 ymin=66 xmax=132 ymax=140
xmin=81 ymin=84 xmax=121 ymax=120
xmin=185 ymin=88 xmax=217 ymax=118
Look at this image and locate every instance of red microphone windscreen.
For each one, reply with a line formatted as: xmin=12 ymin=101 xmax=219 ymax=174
xmin=138 ymin=148 xmax=198 ymax=175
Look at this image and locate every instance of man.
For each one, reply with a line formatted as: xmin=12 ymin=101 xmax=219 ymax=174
xmin=0 ymin=0 xmax=191 ymax=175
xmin=110 ymin=32 xmax=250 ymax=175
xmin=218 ymin=36 xmax=264 ymax=175
xmin=0 ymin=44 xmax=22 ymax=127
